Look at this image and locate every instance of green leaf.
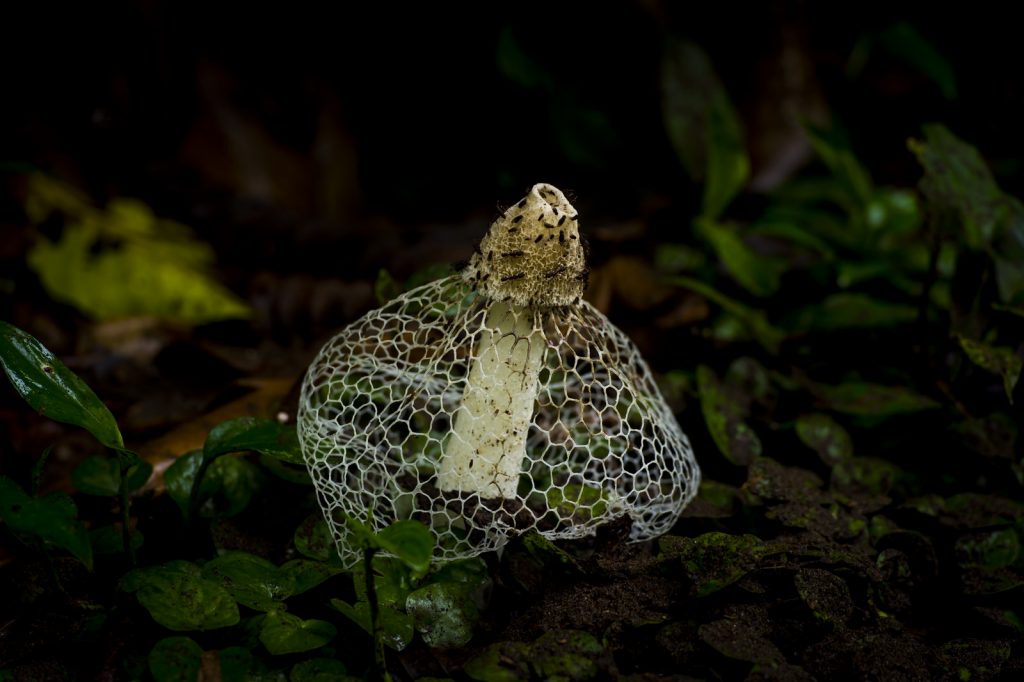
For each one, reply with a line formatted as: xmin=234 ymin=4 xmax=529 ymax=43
xmin=795 ymin=413 xmax=854 ymax=465
xmin=787 ymin=293 xmax=918 ymax=332
xmin=876 ymin=22 xmax=957 ymax=100
xmin=702 ymin=90 xmax=749 ymax=220
xmin=374 ymin=520 xmax=433 ymax=577
xmin=698 ymin=220 xmax=781 ymax=296
xmin=123 ymin=560 xmax=240 ymax=631
xmin=0 ymin=476 xmax=93 ymax=570
xmin=219 ymin=647 xmax=276 ymax=682
xmin=958 ymin=336 xmax=1022 ymax=403
xmin=667 ymin=276 xmax=784 ymax=353
xmin=279 ymin=559 xmax=342 ymax=597
xmin=330 ymin=598 xmax=415 ymax=652
xmin=290 ymin=658 xmax=350 ymax=682
xmin=148 ymin=636 xmax=203 ymax=682
xmin=406 ymin=581 xmax=480 ymax=649
xmin=72 ymin=455 xmax=152 ymax=496
xmin=659 ymin=532 xmax=770 ymax=597
xmin=545 ymin=483 xmax=609 ymax=524
xmin=24 ymin=176 xmax=251 ymax=324
xmin=530 ymin=630 xmax=604 ymax=681
xmin=463 ymin=641 xmax=533 ymax=682
xmin=810 ymin=380 xmax=940 ymax=417
xmin=295 ymin=513 xmax=336 ymax=562
xmin=955 ymin=528 xmax=1020 ymax=569
xmin=204 ymin=417 xmax=302 ymax=464
xmin=259 ymin=611 xmax=336 ymax=655
xmin=90 ymin=524 xmax=144 ymax=555
xmin=201 ymin=552 xmax=290 ymax=612
xmin=660 ymin=38 xmax=749 ymax=213
xmin=0 ymin=320 xmax=123 ymax=449
xmin=696 ymin=365 xmax=762 ymax=466
xmin=909 ymin=124 xmax=1020 ymax=252
xmin=164 ymin=451 xmax=261 ymax=519
xmin=805 ymin=125 xmax=874 ymax=210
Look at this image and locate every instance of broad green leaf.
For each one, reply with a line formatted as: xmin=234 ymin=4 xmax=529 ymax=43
xmin=958 ymin=336 xmax=1022 ymax=403
xmin=909 ymin=124 xmax=1019 ymax=252
xmin=290 ymin=658 xmax=350 ymax=682
xmin=702 ymin=91 xmax=749 ymax=220
xmin=546 ymin=483 xmax=609 ymax=524
xmin=810 ymin=381 xmax=940 ymax=417
xmin=795 ymin=413 xmax=853 ymax=465
xmin=955 ymin=528 xmax=1020 ymax=569
xmin=25 ymin=175 xmax=251 ymax=324
xmin=660 ymin=38 xmax=748 ymax=213
xmin=148 ymin=636 xmax=202 ymax=682
xmin=787 ymin=293 xmax=917 ymax=331
xmin=90 ymin=524 xmax=144 ymax=555
xmin=294 ymin=513 xmax=335 ymax=562
xmin=374 ymin=520 xmax=433 ymax=577
xmin=164 ymin=451 xmax=261 ymax=519
xmin=202 ymin=552 xmax=290 ymax=612
xmin=204 ymin=417 xmax=302 ymax=464
xmin=0 ymin=320 xmax=123 ymax=449
xmin=123 ymin=560 xmax=240 ymax=631
xmin=72 ymin=455 xmax=152 ymax=496
xmin=406 ymin=581 xmax=480 ymax=649
xmin=659 ymin=532 xmax=770 ymax=597
xmin=696 ymin=366 xmax=762 ymax=466
xmin=530 ymin=630 xmax=604 ymax=681
xmin=0 ymin=476 xmax=93 ymax=570
xmin=698 ymin=220 xmax=781 ymax=297
xmin=279 ymin=559 xmax=342 ymax=597
xmin=330 ymin=598 xmax=415 ymax=652
xmin=259 ymin=611 xmax=336 ymax=655
xmin=352 ymin=557 xmax=414 ymax=609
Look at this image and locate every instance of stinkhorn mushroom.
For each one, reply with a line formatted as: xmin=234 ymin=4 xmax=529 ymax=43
xmin=299 ymin=183 xmax=699 ymax=567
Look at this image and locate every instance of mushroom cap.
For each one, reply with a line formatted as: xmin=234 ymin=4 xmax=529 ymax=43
xmin=463 ymin=183 xmax=588 ymax=308
xmin=298 ymin=275 xmax=700 ymax=567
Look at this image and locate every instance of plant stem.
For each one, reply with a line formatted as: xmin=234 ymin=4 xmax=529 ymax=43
xmin=116 ymin=449 xmax=137 ymax=567
xmin=363 ymin=546 xmax=391 ymax=682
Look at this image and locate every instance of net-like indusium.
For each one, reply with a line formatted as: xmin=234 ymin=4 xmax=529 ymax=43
xmin=298 ymin=184 xmax=700 ymax=567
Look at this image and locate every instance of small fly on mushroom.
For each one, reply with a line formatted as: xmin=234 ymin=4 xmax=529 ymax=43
xmin=299 ymin=183 xmax=700 ymax=566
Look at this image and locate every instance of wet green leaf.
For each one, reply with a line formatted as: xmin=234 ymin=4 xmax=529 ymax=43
xmin=546 ymin=483 xmax=609 ymax=523
xmin=698 ymin=220 xmax=781 ymax=296
xmin=696 ymin=365 xmax=762 ymax=465
xmin=788 ymin=293 xmax=917 ymax=331
xmin=25 ymin=176 xmax=251 ymax=324
xmin=810 ymin=380 xmax=940 ymax=417
xmin=123 ymin=561 xmax=239 ymax=631
xmin=72 ymin=455 xmax=151 ymax=496
xmin=668 ymin=276 xmax=784 ymax=352
xmin=204 ymin=417 xmax=302 ymax=465
xmin=290 ymin=658 xmax=350 ymax=682
xmin=148 ymin=636 xmax=202 ymax=682
xmin=659 ymin=532 xmax=770 ymax=597
xmin=796 ymin=413 xmax=854 ymax=464
xmin=259 ymin=611 xmax=336 ymax=655
xmin=406 ymin=581 xmax=480 ymax=649
xmin=957 ymin=336 xmax=1021 ymax=403
xmin=0 ymin=476 xmax=93 ymax=570
xmin=279 ymin=559 xmax=342 ymax=596
xmin=0 ymin=320 xmax=123 ymax=450
xmin=374 ymin=520 xmax=433 ymax=577
xmin=202 ymin=552 xmax=289 ymax=612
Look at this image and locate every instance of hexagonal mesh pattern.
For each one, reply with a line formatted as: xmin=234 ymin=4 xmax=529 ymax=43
xmin=298 ymin=275 xmax=700 ymax=567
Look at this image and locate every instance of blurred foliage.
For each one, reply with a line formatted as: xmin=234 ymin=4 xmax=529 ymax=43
xmin=24 ymin=175 xmax=251 ymax=324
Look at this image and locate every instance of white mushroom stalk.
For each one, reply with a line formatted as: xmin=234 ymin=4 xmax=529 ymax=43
xmin=299 ymin=183 xmax=699 ymax=567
